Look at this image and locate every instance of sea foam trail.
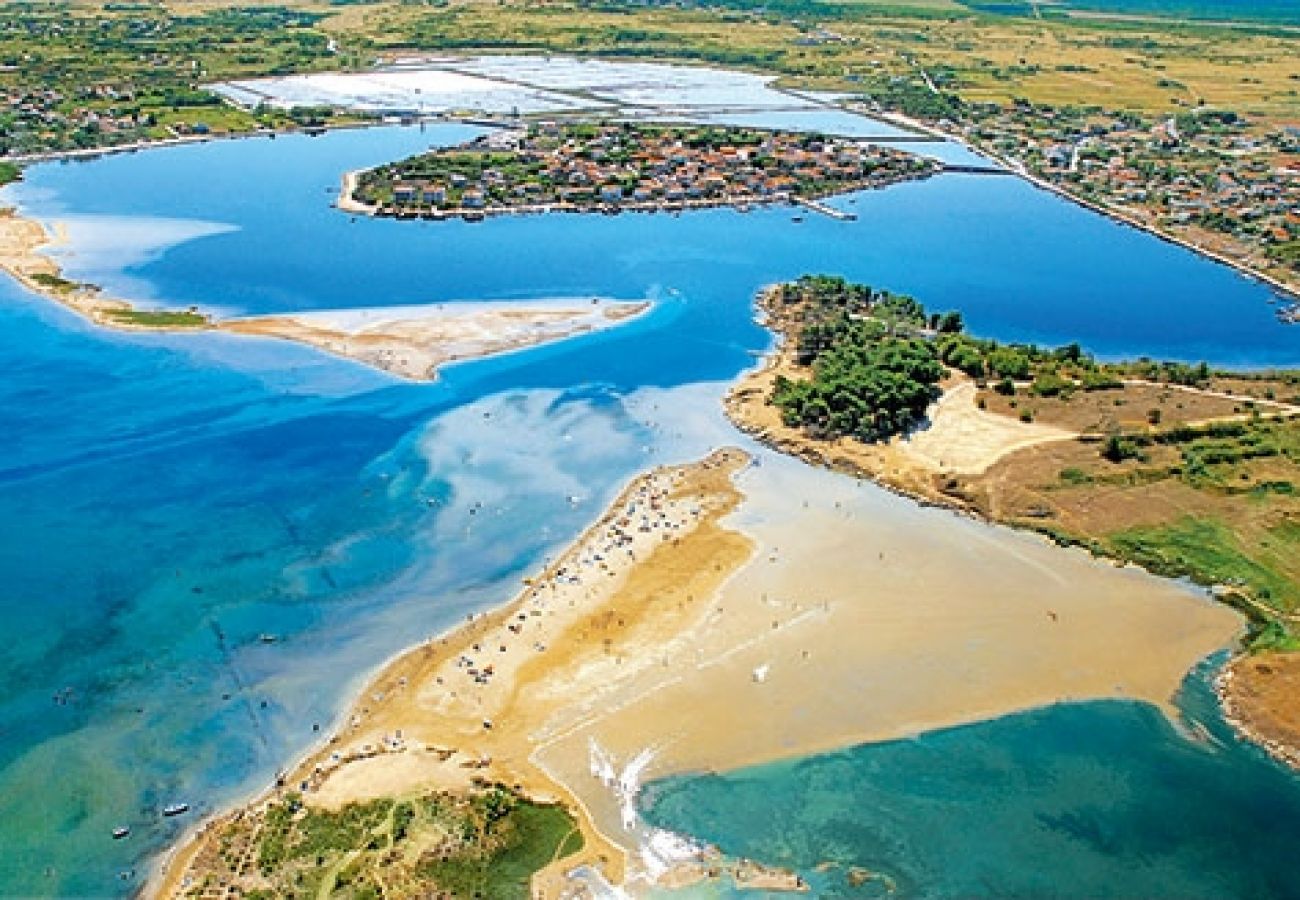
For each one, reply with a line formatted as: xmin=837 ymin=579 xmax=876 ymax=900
xmin=588 ymin=739 xmax=708 ymax=887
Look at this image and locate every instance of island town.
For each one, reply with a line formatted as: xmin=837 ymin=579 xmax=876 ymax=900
xmin=343 ymin=122 xmax=939 ymax=221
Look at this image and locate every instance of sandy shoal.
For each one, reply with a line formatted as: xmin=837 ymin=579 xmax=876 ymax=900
xmin=155 ymin=442 xmax=1241 ymax=897
xmin=218 ymin=299 xmax=650 ymax=381
xmin=538 ymin=452 xmax=1242 ymax=857
xmin=0 ymin=207 xmax=199 ymax=328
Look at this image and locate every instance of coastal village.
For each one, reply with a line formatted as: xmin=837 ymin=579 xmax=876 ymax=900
xmin=348 ymin=122 xmax=938 ymax=219
xmin=919 ymin=98 xmax=1300 ymax=313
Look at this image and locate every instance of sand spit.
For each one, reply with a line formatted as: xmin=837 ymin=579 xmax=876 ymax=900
xmin=152 ymin=448 xmax=760 ymax=898
xmin=219 ymin=299 xmax=650 ymax=381
xmin=155 ymin=443 xmax=1241 ymax=898
xmin=0 ymin=208 xmax=189 ymax=329
xmin=1 ymin=203 xmax=647 ymax=377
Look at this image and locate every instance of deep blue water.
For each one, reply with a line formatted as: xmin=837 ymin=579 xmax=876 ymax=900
xmin=644 ymin=658 xmax=1300 ymax=899
xmin=1052 ymin=0 xmax=1300 ymax=25
xmin=13 ymin=124 xmax=1297 ymax=367
xmin=0 ymin=120 xmax=1297 ymax=897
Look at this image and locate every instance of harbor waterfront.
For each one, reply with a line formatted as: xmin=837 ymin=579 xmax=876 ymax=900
xmin=0 ymin=115 xmax=1297 ymax=897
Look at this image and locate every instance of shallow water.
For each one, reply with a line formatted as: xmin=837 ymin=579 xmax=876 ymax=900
xmin=643 ymin=657 xmax=1300 ymax=900
xmin=0 ymin=117 xmax=1296 ymax=896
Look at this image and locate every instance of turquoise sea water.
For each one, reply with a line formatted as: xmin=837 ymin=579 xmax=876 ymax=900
xmin=643 ymin=658 xmax=1300 ymax=899
xmin=0 ymin=119 xmax=1297 ymax=896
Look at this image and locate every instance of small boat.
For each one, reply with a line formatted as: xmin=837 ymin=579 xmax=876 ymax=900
xmin=112 ymin=826 xmax=130 ymax=840
xmin=791 ymin=215 xmax=804 ymax=223
xmin=162 ymin=803 xmax=189 ymax=817
xmin=258 ymin=633 xmax=278 ymax=644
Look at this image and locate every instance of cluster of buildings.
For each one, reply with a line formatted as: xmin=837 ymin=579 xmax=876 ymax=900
xmin=0 ymin=84 xmax=158 ymax=156
xmin=361 ymin=123 xmax=933 ymax=217
xmin=953 ymin=102 xmax=1300 ymax=293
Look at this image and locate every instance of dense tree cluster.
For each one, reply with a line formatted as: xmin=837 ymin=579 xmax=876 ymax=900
xmin=771 ymin=276 xmax=946 ymax=443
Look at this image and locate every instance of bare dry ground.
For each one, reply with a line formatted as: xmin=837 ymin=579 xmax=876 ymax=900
xmin=977 ymin=381 xmax=1295 ymax=433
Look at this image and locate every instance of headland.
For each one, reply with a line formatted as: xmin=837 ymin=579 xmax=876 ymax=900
xmin=727 ymin=274 xmax=1300 ymax=772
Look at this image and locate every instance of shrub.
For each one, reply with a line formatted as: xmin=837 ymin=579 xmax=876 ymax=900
xmin=1102 ymin=434 xmax=1146 ymax=463
xmin=1030 ymin=371 xmax=1073 ymax=398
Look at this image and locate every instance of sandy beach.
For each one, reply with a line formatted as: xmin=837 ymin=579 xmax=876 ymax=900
xmin=0 ymin=207 xmax=161 ymax=328
xmin=336 ymin=169 xmax=377 ymax=215
xmin=219 ymin=299 xmax=650 ymax=382
xmin=154 ymin=439 xmax=1241 ymax=897
xmin=153 ymin=448 xmax=763 ymax=897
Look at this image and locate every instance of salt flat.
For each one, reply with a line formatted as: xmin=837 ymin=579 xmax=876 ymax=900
xmin=211 ymin=55 xmax=832 ymax=117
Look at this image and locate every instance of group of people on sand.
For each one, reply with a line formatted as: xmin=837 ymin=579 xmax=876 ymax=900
xmin=442 ymin=465 xmax=703 ymax=705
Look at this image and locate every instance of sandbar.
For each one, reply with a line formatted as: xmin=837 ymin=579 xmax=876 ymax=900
xmin=218 ymin=299 xmax=650 ymax=381
xmin=154 ymin=442 xmax=1241 ymax=897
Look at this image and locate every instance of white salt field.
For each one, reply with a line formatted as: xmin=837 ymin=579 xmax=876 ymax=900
xmin=212 ymin=65 xmax=599 ymax=116
xmin=212 ymin=55 xmax=876 ymax=119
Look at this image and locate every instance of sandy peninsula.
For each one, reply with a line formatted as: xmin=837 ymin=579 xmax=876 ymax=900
xmin=1 ymin=202 xmax=649 ymax=380
xmin=219 ymin=299 xmax=650 ymax=382
xmin=154 ymin=439 xmax=1241 ymax=897
xmin=0 ymin=207 xmax=181 ymax=329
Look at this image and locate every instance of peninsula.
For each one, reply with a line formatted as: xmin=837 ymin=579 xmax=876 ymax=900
xmin=343 ymin=123 xmax=937 ymax=221
xmin=728 ymin=274 xmax=1300 ymax=764
xmin=0 ymin=200 xmax=648 ymax=381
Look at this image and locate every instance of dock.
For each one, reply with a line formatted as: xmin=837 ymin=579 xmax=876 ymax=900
xmin=791 ymin=196 xmax=857 ymax=221
xmin=940 ymin=163 xmax=1013 ymax=175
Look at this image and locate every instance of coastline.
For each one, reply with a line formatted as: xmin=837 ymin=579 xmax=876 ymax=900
xmin=153 ymin=396 xmax=1247 ymax=897
xmin=0 ymin=85 xmax=1289 ymax=894
xmin=0 ymin=207 xmax=213 ymax=332
xmin=726 ymin=282 xmax=1300 ymax=773
xmin=1218 ymin=654 xmax=1300 ymax=771
xmin=870 ymin=107 xmax=1300 ymax=304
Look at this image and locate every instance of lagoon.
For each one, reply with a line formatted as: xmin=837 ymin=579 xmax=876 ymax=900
xmin=0 ymin=118 xmax=1296 ymax=896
